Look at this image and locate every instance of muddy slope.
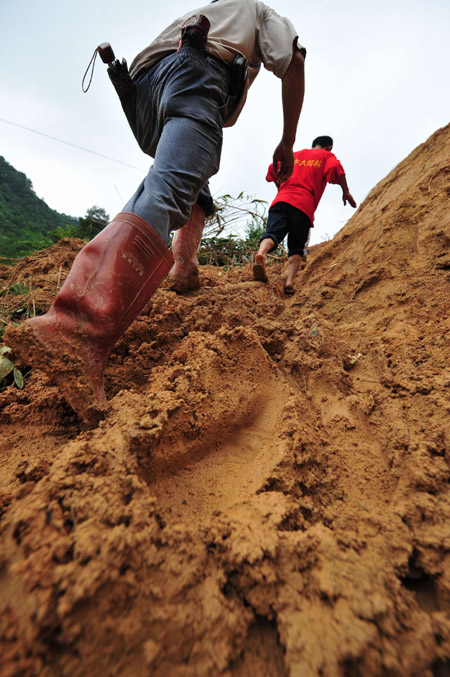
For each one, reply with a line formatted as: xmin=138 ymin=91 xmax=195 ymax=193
xmin=1 ymin=124 xmax=450 ymax=677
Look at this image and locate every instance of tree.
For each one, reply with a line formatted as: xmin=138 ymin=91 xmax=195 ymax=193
xmin=76 ymin=206 xmax=109 ymax=240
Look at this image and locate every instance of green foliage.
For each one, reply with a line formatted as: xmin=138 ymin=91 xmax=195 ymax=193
xmin=0 ymin=346 xmax=24 ymax=390
xmin=197 ymin=192 xmax=283 ymax=267
xmin=0 ymin=157 xmax=277 ymax=271
xmin=0 ymin=155 xmax=78 ymax=259
xmin=47 ymin=224 xmax=80 ymax=243
xmin=198 ymin=234 xmax=245 ymax=267
xmin=205 ymin=193 xmax=267 ymax=239
xmin=0 ymin=156 xmax=112 ymax=261
xmin=244 ymin=217 xmax=266 ymax=248
xmin=0 ymin=279 xmax=36 ymax=390
xmin=0 ymin=282 xmax=29 ymax=297
xmin=45 ymin=206 xmax=109 ymax=244
xmin=76 ymin=206 xmax=109 ymax=240
xmin=0 ymin=278 xmax=43 ymax=342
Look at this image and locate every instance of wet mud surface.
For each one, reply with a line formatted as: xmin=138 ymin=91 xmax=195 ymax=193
xmin=1 ymin=125 xmax=450 ymax=675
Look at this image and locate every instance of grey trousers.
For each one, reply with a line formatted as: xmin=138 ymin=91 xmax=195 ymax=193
xmin=122 ymin=47 xmax=233 ymax=244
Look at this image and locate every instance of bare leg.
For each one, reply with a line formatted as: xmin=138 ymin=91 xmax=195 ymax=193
xmin=285 ymin=254 xmax=303 ymax=286
xmin=253 ymin=238 xmax=275 ymax=283
xmin=168 ymin=204 xmax=205 ymax=292
xmin=284 ymin=253 xmax=306 ymax=295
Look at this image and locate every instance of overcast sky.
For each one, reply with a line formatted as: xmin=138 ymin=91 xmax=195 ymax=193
xmin=1 ymin=0 xmax=449 ymax=246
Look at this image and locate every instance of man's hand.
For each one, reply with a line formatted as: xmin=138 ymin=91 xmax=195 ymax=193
xmin=342 ymin=191 xmax=357 ymax=208
xmin=273 ymin=141 xmax=294 ymax=185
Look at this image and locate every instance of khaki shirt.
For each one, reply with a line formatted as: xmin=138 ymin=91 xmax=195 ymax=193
xmin=129 ymin=0 xmax=305 ymax=126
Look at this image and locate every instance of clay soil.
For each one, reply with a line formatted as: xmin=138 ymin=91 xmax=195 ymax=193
xmin=1 ymin=125 xmax=450 ymax=677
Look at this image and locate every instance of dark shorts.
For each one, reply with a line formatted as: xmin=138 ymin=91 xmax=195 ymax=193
xmin=261 ymin=202 xmax=311 ymax=257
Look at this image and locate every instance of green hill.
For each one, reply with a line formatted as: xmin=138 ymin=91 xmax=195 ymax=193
xmin=0 ymin=156 xmax=78 ymax=260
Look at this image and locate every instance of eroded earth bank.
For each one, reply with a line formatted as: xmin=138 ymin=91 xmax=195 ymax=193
xmin=1 ymin=125 xmax=450 ymax=676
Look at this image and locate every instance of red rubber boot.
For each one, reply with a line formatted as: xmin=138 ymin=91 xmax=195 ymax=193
xmin=5 ymin=212 xmax=174 ymax=424
xmin=168 ymin=203 xmax=205 ymax=292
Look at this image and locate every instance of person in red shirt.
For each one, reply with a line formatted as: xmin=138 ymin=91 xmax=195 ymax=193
xmin=253 ymin=135 xmax=356 ymax=294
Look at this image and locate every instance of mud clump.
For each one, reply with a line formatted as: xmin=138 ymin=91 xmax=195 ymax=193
xmin=1 ymin=125 xmax=450 ymax=676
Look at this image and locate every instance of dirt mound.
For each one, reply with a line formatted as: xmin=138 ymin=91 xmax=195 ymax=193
xmin=1 ymin=125 xmax=450 ymax=676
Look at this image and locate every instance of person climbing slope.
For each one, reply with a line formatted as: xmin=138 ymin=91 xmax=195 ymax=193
xmin=253 ymin=135 xmax=356 ymax=294
xmin=5 ymin=0 xmax=306 ymax=424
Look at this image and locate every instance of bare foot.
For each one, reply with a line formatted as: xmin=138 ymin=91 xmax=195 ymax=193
xmin=168 ymin=256 xmax=200 ymax=293
xmin=252 ymin=254 xmax=269 ymax=283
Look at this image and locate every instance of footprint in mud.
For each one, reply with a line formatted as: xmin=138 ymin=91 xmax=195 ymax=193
xmin=123 ymin=326 xmax=290 ymax=522
xmin=151 ymin=375 xmax=289 ymax=522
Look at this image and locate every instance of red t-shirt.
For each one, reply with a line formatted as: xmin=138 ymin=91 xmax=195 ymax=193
xmin=266 ymin=148 xmax=345 ymax=226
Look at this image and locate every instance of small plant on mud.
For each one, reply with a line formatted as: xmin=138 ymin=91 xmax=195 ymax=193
xmin=0 ymin=286 xmax=31 ymax=389
xmin=0 ymin=346 xmax=24 ymax=390
xmin=0 ymin=280 xmax=44 ymax=341
xmin=0 ymin=282 xmax=29 ymax=297
xmin=0 ymin=284 xmax=30 ymax=331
